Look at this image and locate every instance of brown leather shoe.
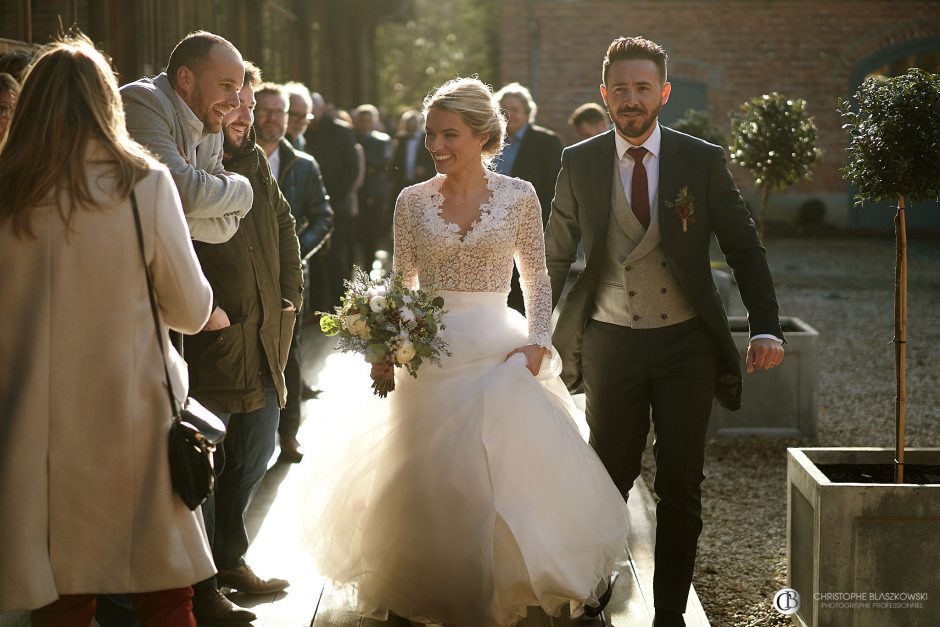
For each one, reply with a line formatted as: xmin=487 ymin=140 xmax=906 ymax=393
xmin=278 ymin=436 xmax=304 ymax=464
xmin=192 ymin=586 xmax=256 ymax=624
xmin=217 ymin=563 xmax=289 ymax=594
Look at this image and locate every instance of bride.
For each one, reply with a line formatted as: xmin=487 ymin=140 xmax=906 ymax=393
xmin=308 ymin=77 xmax=628 ymax=626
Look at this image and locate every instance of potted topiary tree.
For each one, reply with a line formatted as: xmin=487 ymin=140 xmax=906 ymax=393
xmin=786 ymin=68 xmax=940 ymax=627
xmin=729 ymin=93 xmax=821 ymax=240
xmin=671 ymin=108 xmax=727 ymax=147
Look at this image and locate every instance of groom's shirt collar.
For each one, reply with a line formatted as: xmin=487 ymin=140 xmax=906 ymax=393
xmin=614 ymin=122 xmax=661 ymax=162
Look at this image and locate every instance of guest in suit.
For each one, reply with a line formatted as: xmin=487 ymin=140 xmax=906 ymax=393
xmin=494 ymin=83 xmax=563 ymax=312
xmin=389 ymin=109 xmax=435 ymax=208
xmin=545 ymin=37 xmax=785 ymax=627
xmin=304 ymin=92 xmax=361 ymax=304
xmin=569 ymin=102 xmax=610 ymax=142
xmin=353 ymin=104 xmax=393 ymax=265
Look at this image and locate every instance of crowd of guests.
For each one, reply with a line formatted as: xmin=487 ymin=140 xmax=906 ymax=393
xmin=0 ymin=28 xmax=610 ymax=627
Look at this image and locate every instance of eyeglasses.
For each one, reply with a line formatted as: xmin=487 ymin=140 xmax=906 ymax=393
xmin=256 ymin=107 xmax=287 ymax=119
xmin=288 ymin=110 xmax=314 ymax=121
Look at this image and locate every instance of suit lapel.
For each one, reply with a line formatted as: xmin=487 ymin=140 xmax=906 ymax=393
xmin=657 ymin=126 xmax=682 ymax=249
xmin=588 ymin=131 xmax=616 ymax=263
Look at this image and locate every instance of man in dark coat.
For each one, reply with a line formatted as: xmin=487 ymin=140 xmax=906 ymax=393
xmin=545 ymin=37 xmax=785 ymax=625
xmin=389 ymin=109 xmax=435 ymax=208
xmin=494 ymin=82 xmax=563 ymax=312
xmin=185 ymin=66 xmax=302 ymax=621
xmin=303 ymin=92 xmax=361 ymax=303
xmin=255 ymin=83 xmax=334 ymax=464
xmin=353 ymin=104 xmax=393 ymax=266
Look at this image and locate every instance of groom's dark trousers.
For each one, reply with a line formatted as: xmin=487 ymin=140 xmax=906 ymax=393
xmin=582 ymin=317 xmax=716 ymax=611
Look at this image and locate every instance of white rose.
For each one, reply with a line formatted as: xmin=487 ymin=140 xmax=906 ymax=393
xmin=346 ymin=313 xmax=369 ymax=337
xmin=369 ymin=295 xmax=387 ymax=313
xmin=394 ymin=340 xmax=417 ymax=364
xmin=399 ymin=307 xmax=416 ymax=324
xmin=366 ymin=285 xmax=387 ymax=299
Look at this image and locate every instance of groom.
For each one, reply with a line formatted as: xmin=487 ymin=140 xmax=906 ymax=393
xmin=545 ymin=37 xmax=785 ymax=626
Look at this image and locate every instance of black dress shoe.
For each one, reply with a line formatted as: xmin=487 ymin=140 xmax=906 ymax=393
xmin=653 ymin=609 xmax=686 ymax=626
xmin=192 ymin=586 xmax=256 ymax=624
xmin=217 ymin=563 xmax=289 ymax=594
xmin=583 ymin=574 xmax=614 ymax=618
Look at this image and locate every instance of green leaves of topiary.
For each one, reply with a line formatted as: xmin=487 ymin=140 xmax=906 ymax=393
xmin=730 ymin=93 xmax=821 ymax=190
xmin=671 ymin=108 xmax=728 ymax=148
xmin=840 ymin=68 xmax=940 ymax=205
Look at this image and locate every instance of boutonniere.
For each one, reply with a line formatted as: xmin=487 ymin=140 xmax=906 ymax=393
xmin=667 ymin=187 xmax=695 ymax=233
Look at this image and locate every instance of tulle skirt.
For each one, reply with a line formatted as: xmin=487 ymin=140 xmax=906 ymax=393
xmin=305 ymin=291 xmax=629 ymax=626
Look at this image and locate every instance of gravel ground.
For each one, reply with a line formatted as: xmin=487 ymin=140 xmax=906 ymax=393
xmin=640 ymin=230 xmax=940 ymax=626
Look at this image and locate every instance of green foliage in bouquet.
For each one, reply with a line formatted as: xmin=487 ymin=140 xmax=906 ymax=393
xmin=320 ymin=267 xmax=450 ymax=397
xmin=671 ymin=108 xmax=727 ymax=148
xmin=730 ymin=92 xmax=821 ymax=240
xmin=839 ymin=68 xmax=940 ymax=482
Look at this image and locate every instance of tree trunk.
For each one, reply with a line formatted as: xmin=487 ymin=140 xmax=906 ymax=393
xmin=894 ymin=195 xmax=907 ymax=483
xmin=757 ymin=185 xmax=770 ymax=243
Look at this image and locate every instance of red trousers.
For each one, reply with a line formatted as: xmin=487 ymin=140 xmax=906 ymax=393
xmin=31 ymin=586 xmax=195 ymax=627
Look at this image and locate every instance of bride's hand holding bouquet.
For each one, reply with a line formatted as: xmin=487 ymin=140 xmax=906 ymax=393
xmin=319 ymin=267 xmax=450 ymax=397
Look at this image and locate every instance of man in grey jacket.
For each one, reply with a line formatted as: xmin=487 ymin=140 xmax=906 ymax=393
xmin=121 ymin=31 xmax=253 ymax=245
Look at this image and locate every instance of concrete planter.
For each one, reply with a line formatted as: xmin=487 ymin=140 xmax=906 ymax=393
xmin=708 ymin=316 xmax=818 ymax=438
xmin=786 ymin=448 xmax=940 ymax=627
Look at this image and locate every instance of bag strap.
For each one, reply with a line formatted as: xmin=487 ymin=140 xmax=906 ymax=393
xmin=130 ymin=190 xmax=182 ymax=419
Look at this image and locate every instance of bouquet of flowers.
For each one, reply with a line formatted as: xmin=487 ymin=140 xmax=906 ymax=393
xmin=319 ymin=267 xmax=450 ymax=397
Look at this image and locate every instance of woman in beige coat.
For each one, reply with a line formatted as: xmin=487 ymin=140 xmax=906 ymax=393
xmin=0 ymin=34 xmax=216 ymax=626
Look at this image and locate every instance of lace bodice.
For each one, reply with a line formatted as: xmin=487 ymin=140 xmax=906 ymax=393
xmin=393 ymin=170 xmax=552 ymax=349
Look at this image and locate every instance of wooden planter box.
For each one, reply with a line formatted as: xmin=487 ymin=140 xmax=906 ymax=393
xmin=787 ymin=448 xmax=940 ymax=627
xmin=708 ymin=316 xmax=818 ymax=438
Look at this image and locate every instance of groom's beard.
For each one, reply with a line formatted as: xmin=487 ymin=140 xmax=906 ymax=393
xmin=609 ymin=102 xmax=661 ymax=141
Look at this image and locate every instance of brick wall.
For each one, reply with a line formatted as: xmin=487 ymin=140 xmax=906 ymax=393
xmin=499 ymin=0 xmax=940 ymax=226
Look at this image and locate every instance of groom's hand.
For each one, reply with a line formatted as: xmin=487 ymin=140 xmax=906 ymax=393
xmin=746 ymin=338 xmax=785 ymax=373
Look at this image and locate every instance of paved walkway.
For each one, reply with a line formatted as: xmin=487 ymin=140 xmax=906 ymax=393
xmin=0 ymin=332 xmax=710 ymax=627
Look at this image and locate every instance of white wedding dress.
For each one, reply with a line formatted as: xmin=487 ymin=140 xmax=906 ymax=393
xmin=307 ymin=170 xmax=629 ymax=626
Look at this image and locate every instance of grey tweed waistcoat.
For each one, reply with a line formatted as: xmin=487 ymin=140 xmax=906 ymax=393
xmin=591 ymin=158 xmax=697 ymax=328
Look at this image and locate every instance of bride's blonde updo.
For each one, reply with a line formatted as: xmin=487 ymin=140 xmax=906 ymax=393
xmin=423 ymin=76 xmax=506 ymax=167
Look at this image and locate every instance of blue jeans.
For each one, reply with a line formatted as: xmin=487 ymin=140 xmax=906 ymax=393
xmin=194 ymin=377 xmax=279 ymax=599
xmin=212 ymin=377 xmax=280 ymax=570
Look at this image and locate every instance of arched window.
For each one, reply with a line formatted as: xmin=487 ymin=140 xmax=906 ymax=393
xmin=848 ymin=37 xmax=940 ymax=229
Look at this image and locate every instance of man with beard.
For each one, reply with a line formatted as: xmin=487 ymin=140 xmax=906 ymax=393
xmin=544 ymin=37 xmax=785 ymax=625
xmin=121 ymin=31 xmax=253 ymax=245
xmin=255 ymin=82 xmax=333 ymax=463
xmin=184 ymin=63 xmax=302 ymax=623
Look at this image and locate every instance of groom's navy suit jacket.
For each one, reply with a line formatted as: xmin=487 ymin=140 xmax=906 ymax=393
xmin=545 ymin=126 xmax=783 ymax=410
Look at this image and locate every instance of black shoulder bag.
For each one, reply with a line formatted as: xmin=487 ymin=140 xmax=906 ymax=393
xmin=131 ymin=191 xmax=226 ymax=511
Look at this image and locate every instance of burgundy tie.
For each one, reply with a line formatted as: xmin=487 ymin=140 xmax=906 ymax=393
xmin=627 ymin=147 xmax=650 ymax=228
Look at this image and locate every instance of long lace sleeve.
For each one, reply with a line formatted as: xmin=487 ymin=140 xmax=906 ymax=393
xmin=513 ymin=183 xmax=553 ymax=349
xmin=392 ymin=190 xmax=419 ymax=289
